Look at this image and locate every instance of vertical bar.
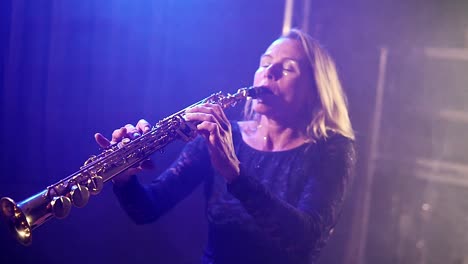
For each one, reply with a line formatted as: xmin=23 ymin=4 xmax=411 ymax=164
xmin=282 ymin=0 xmax=294 ymax=35
xmin=301 ymin=0 xmax=311 ymax=33
xmin=465 ymin=27 xmax=468 ymax=48
xmin=354 ymin=47 xmax=389 ymax=264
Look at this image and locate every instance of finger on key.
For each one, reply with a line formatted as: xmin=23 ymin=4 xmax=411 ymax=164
xmin=111 ymin=127 xmax=127 ymax=144
xmin=136 ymin=119 xmax=152 ymax=134
xmin=125 ymin=124 xmax=141 ymax=139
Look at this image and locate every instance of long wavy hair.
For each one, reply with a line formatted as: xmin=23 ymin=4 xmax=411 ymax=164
xmin=243 ymin=28 xmax=355 ymax=141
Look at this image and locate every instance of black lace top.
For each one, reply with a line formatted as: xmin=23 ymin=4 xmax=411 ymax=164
xmin=113 ymin=122 xmax=356 ymax=264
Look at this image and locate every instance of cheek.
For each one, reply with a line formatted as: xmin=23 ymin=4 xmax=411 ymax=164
xmin=281 ymin=78 xmax=312 ymax=107
xmin=280 ymin=78 xmax=302 ymax=100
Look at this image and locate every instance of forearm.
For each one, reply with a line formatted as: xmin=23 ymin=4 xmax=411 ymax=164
xmin=113 ymin=136 xmax=211 ymax=224
xmin=113 ymin=175 xmax=160 ymax=224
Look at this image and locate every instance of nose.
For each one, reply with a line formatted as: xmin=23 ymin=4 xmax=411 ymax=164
xmin=264 ymin=64 xmax=280 ymax=81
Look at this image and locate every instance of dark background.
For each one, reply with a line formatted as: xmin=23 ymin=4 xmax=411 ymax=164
xmin=1 ymin=0 xmax=467 ymax=263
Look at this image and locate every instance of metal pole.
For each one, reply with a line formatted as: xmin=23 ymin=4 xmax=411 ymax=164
xmin=301 ymin=0 xmax=311 ymax=33
xmin=282 ymin=0 xmax=294 ymax=35
xmin=354 ymin=47 xmax=389 ymax=264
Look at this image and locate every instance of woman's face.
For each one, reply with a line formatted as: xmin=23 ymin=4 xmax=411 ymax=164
xmin=253 ymin=37 xmax=314 ymax=121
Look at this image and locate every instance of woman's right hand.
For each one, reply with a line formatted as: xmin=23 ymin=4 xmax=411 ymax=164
xmin=94 ymin=119 xmax=155 ymax=185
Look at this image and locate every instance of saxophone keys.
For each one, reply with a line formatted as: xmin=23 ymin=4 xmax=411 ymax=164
xmin=83 ymin=155 xmax=97 ymax=166
xmin=116 ymin=138 xmax=131 ymax=149
xmin=70 ymin=184 xmax=90 ymax=208
xmin=87 ymin=176 xmax=104 ymax=195
xmin=50 ymin=196 xmax=72 ymax=219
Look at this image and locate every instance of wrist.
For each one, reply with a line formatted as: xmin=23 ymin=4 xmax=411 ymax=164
xmin=225 ymin=161 xmax=240 ymax=184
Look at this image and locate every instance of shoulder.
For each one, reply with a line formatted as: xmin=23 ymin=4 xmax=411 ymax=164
xmin=320 ymin=133 xmax=355 ymax=149
xmin=316 ymin=133 xmax=356 ymax=164
xmin=308 ymin=134 xmax=356 ymax=186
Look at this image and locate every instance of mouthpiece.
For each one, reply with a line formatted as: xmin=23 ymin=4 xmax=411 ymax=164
xmin=245 ymin=86 xmax=272 ymax=99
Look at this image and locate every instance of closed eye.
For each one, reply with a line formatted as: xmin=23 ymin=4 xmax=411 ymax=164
xmin=259 ymin=54 xmax=272 ymax=68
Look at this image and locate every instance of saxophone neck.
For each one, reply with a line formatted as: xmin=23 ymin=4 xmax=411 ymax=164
xmin=205 ymin=86 xmax=270 ymax=109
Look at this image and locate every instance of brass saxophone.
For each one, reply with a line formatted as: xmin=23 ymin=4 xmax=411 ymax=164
xmin=0 ymin=86 xmax=268 ymax=246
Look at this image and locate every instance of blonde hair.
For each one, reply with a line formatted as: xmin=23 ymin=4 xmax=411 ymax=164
xmin=244 ymin=28 xmax=355 ymax=142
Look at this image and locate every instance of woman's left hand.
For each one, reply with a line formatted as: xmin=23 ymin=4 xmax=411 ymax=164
xmin=185 ymin=103 xmax=240 ymax=183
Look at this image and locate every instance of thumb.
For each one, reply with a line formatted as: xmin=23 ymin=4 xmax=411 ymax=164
xmin=95 ymin=133 xmax=111 ymax=148
xmin=140 ymin=159 xmax=155 ymax=170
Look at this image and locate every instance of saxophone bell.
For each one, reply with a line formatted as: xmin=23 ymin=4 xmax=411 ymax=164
xmin=1 ymin=197 xmax=34 ymax=246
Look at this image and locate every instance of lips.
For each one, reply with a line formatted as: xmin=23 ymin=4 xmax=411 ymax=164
xmin=255 ymin=84 xmax=275 ymax=96
xmin=255 ymin=92 xmax=274 ymax=104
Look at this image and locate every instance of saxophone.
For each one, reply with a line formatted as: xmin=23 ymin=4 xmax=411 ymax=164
xmin=0 ymin=86 xmax=268 ymax=246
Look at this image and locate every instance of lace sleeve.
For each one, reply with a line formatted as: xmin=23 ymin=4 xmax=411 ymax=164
xmin=113 ymin=136 xmax=212 ymax=224
xmin=227 ymin=134 xmax=356 ymax=261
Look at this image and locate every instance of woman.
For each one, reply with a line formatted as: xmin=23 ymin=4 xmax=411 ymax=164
xmin=95 ymin=28 xmax=356 ymax=264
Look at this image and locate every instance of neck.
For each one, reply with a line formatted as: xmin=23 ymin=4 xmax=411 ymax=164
xmin=255 ymin=115 xmax=308 ymax=151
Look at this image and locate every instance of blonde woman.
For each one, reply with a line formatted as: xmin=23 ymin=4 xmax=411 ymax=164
xmin=96 ymin=28 xmax=356 ymax=264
